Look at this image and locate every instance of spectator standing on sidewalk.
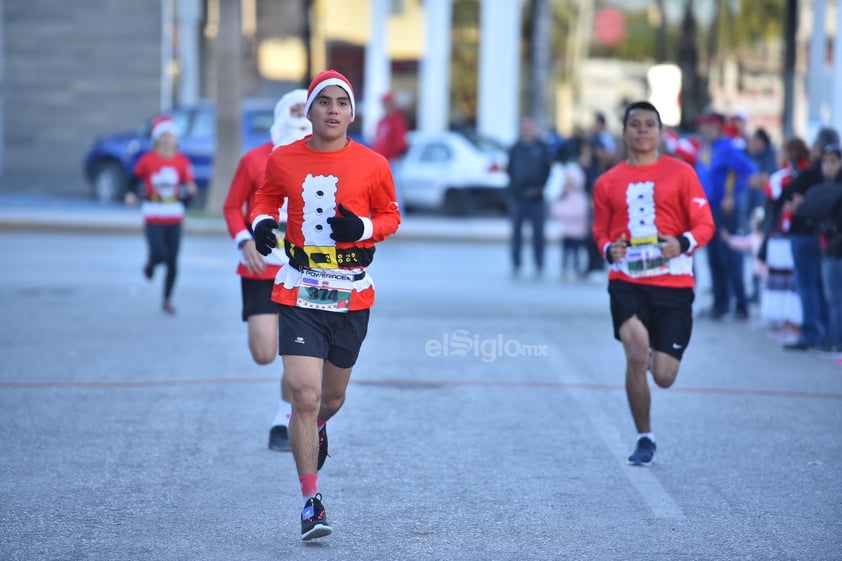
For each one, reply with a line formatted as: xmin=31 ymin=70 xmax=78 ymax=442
xmin=222 ymin=89 xmax=311 ymax=452
xmin=250 ymin=70 xmax=400 ymax=541
xmin=758 ymin=137 xmax=810 ymax=341
xmin=550 ymin=137 xmax=591 ymax=280
xmin=127 ymin=116 xmax=197 ymax=315
xmin=592 ymin=101 xmax=715 ymax=466
xmin=370 ymin=91 xmax=409 ymax=209
xmin=695 ymin=111 xmax=762 ymax=320
xmin=779 ymin=127 xmax=839 ymax=350
xmin=507 ymin=116 xmax=553 ymax=277
xmin=794 ymin=143 xmax=842 ymax=351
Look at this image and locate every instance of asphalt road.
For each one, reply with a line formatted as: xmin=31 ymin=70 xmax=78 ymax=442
xmin=1 ymin=231 xmax=840 ymax=561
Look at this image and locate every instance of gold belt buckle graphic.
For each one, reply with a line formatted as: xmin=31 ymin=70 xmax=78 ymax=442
xmin=629 ymin=235 xmax=659 ymax=247
xmin=303 ymin=245 xmax=338 ymax=268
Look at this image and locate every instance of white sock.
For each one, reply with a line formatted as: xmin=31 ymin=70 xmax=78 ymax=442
xmin=272 ymin=400 xmax=292 ymax=427
xmin=637 ymin=432 xmax=656 ymax=443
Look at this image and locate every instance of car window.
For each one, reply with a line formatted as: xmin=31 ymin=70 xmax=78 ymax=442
xmin=189 ymin=108 xmax=215 ymax=138
xmin=419 ymin=142 xmax=451 ymax=163
xmin=169 ymin=109 xmax=192 ymax=136
xmin=246 ymin=109 xmax=274 ymax=136
xmin=465 ymin=134 xmax=505 ymax=154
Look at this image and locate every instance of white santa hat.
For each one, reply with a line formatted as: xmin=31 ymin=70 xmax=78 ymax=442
xmin=151 ymin=116 xmax=179 ymax=140
xmin=270 ymin=88 xmax=311 ymax=147
xmin=304 ymin=69 xmax=355 ymax=118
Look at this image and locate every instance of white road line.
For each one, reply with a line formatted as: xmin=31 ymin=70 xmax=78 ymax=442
xmin=548 ymin=342 xmax=686 ymax=520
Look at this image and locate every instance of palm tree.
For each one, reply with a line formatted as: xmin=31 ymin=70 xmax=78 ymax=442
xmin=205 ymin=0 xmax=243 ymax=213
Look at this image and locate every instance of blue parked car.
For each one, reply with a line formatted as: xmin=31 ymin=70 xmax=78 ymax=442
xmin=83 ymin=99 xmax=276 ymax=204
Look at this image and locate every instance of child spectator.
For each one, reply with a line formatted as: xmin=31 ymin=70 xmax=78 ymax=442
xmin=551 ymin=138 xmax=590 ymax=280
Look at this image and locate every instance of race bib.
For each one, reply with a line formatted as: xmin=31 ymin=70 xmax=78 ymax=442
xmin=625 ymin=244 xmax=668 ymax=278
xmin=295 ymin=268 xmax=355 ymax=312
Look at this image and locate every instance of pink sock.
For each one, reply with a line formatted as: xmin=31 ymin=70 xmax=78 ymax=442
xmin=299 ymin=473 xmax=318 ymax=499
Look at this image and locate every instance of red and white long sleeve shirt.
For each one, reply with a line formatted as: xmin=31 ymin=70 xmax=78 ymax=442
xmin=133 ymin=151 xmax=194 ymax=225
xmin=592 ymin=155 xmax=715 ymax=288
xmin=223 ymin=141 xmax=286 ymax=280
xmin=250 ymin=137 xmax=401 ymax=310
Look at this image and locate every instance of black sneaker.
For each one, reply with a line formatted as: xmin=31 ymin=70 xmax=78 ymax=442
xmin=268 ymin=425 xmax=290 ymax=452
xmin=628 ymin=436 xmax=656 ymax=466
xmin=300 ymin=493 xmax=332 ymax=541
xmin=317 ymin=424 xmax=329 ymax=471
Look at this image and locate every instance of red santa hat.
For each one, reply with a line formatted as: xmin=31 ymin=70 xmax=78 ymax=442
xmin=304 ymin=69 xmax=355 ymax=117
xmin=151 ymin=116 xmax=179 ymax=140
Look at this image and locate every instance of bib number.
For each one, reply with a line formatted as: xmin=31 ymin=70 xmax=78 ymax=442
xmin=295 ymin=268 xmax=354 ymax=312
xmin=625 ymin=244 xmax=668 ymax=278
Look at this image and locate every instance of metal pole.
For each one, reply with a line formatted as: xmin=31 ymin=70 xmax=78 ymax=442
xmin=176 ymin=0 xmax=202 ymax=105
xmin=831 ymin=0 xmax=842 ymax=134
xmin=161 ymin=0 xmax=173 ymax=111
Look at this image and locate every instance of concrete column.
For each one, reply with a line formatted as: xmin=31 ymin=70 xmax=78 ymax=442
xmin=807 ymin=0 xmax=827 ymax=138
xmin=832 ymin=1 xmax=842 ymax=135
xmin=418 ymin=0 xmax=452 ymax=133
xmin=177 ymin=0 xmax=202 ymax=105
xmin=363 ymin=0 xmax=390 ymax=142
xmin=477 ymin=0 xmax=522 ymax=145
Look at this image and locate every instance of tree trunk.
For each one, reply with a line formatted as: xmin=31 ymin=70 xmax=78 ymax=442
xmin=654 ymin=0 xmax=667 ymax=62
xmin=204 ymin=0 xmax=242 ymax=214
xmin=528 ymin=0 xmax=551 ymax=130
xmin=782 ymin=0 xmax=797 ymax=138
xmin=678 ymin=0 xmax=709 ymax=130
xmin=301 ymin=0 xmax=314 ymax=87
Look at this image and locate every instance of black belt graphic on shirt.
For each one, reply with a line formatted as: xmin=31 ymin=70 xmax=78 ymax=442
xmin=285 ymin=239 xmax=374 ymax=270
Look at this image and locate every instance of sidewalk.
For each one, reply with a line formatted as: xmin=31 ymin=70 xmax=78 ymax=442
xmin=0 ymin=191 xmax=561 ymax=243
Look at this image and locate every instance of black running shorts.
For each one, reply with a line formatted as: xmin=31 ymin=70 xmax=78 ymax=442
xmin=608 ymin=279 xmax=695 ymax=360
xmin=277 ymin=305 xmax=370 ymax=368
xmin=240 ymin=277 xmax=279 ymax=321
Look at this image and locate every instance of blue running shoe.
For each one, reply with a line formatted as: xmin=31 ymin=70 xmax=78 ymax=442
xmin=628 ymin=436 xmax=656 ymax=466
xmin=301 ymin=493 xmax=332 ymax=541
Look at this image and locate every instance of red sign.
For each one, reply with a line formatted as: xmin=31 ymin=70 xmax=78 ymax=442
xmin=593 ymin=7 xmax=627 ymax=47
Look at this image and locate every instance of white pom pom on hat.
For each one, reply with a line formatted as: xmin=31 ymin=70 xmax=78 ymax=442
xmin=151 ymin=116 xmax=179 ymax=140
xmin=304 ymin=69 xmax=356 ymax=117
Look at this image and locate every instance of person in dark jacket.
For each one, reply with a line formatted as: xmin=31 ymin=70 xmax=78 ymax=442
xmin=507 ymin=116 xmax=553 ymax=276
xmin=795 ymin=143 xmax=842 ymax=350
xmin=779 ymin=127 xmax=840 ymax=349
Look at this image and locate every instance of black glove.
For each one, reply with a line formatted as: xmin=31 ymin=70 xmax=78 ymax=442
xmin=327 ymin=204 xmax=364 ymax=242
xmin=253 ymin=218 xmax=279 ymax=256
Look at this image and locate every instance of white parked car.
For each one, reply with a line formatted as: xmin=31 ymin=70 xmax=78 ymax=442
xmin=395 ymin=130 xmax=509 ymax=215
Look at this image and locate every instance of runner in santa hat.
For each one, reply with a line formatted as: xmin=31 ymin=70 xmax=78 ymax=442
xmin=222 ymin=88 xmax=312 ymax=454
xmin=128 ymin=115 xmax=197 ymax=315
xmin=250 ymin=69 xmax=400 ymax=541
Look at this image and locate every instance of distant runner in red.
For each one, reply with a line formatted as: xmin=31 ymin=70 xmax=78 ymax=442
xmin=129 ymin=116 xmax=198 ymax=315
xmin=222 ymin=89 xmax=311 ymax=453
xmin=592 ymin=101 xmax=715 ymax=466
xmin=250 ymin=70 xmax=400 ymax=541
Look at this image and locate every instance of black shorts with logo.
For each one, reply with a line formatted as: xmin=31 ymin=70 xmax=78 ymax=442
xmin=277 ymin=304 xmax=371 ymax=369
xmin=608 ymin=279 xmax=695 ymax=360
xmin=240 ymin=277 xmax=279 ymax=321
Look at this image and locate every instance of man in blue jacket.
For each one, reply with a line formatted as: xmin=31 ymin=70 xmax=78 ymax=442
xmin=695 ymin=112 xmax=760 ymax=319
